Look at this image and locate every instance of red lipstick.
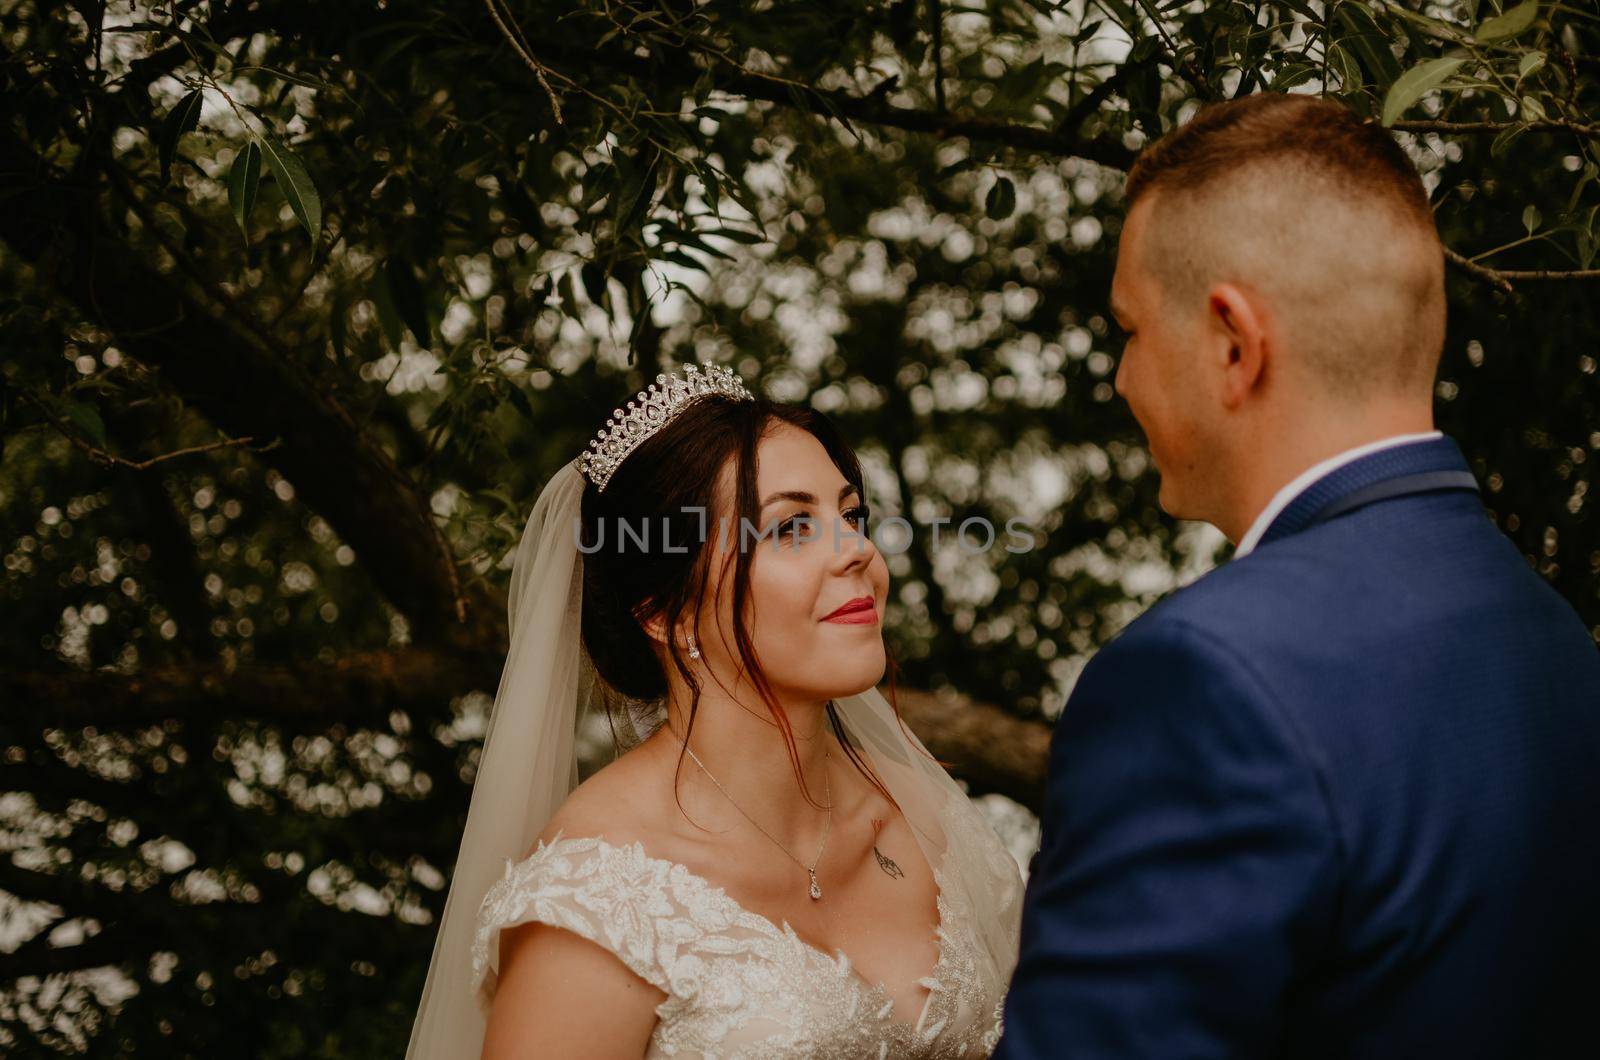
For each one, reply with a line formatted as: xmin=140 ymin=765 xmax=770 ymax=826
xmin=821 ymin=595 xmax=878 ymax=624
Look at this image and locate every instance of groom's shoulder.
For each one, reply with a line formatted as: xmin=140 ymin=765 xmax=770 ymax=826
xmin=1086 ymin=541 xmax=1370 ymax=689
xmin=1059 ymin=555 xmax=1344 ymax=741
xmin=1126 ymin=545 xmax=1328 ymax=641
xmin=1077 ymin=556 xmax=1302 ymax=678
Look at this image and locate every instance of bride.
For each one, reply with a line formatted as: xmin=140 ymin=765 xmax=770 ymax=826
xmin=406 ymin=362 xmax=1023 ymax=1059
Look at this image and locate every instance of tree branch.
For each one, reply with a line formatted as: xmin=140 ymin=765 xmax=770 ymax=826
xmin=482 ymin=0 xmax=565 ymax=122
xmin=1127 ymin=0 xmax=1213 ymax=99
xmin=1444 ymin=246 xmax=1600 ymax=292
xmin=4 ymin=649 xmax=1053 ymax=808
xmin=515 ymin=38 xmax=1137 ymax=171
xmin=755 ymin=75 xmax=1136 ymax=169
xmin=0 ymin=116 xmax=489 ymax=647
xmin=892 ymin=688 xmax=1050 ymax=809
xmin=1393 ymin=118 xmax=1600 ymax=138
xmin=1057 ymin=64 xmax=1137 ymax=136
xmin=1 ymin=648 xmax=493 ymax=730
xmin=17 ymin=391 xmax=274 ymax=470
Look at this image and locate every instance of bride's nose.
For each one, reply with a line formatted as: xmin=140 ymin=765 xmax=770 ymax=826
xmin=826 ymin=516 xmax=877 ymax=574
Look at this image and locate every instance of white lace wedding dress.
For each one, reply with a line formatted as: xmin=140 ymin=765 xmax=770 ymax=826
xmin=469 ymin=795 xmax=1017 ymax=1058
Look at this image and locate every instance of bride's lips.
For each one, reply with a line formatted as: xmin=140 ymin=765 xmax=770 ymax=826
xmin=821 ymin=595 xmax=878 ymax=624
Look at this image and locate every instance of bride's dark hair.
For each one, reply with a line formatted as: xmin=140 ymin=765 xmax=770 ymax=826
xmin=579 ymin=393 xmax=904 ymax=812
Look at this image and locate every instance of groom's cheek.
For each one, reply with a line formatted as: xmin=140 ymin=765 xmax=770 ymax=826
xmin=1116 ymin=356 xmax=1162 ymax=450
xmin=1153 ymin=472 xmax=1176 ymax=516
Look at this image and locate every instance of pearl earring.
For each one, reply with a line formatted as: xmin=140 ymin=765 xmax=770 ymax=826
xmin=687 ymin=633 xmax=700 ymax=660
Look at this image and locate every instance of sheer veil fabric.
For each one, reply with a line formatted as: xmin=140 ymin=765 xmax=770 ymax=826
xmin=404 ymin=457 xmax=1023 ymax=1058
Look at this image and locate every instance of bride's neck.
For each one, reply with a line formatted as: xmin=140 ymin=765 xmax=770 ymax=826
xmin=658 ymin=686 xmax=835 ymax=839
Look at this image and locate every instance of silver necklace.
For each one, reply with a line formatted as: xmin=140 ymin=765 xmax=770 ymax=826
xmin=681 ymin=743 xmax=832 ymax=900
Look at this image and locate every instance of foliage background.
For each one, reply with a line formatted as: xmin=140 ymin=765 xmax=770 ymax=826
xmin=1 ymin=0 xmax=1596 ymax=1054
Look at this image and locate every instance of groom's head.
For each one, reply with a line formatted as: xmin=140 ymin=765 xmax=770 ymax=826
xmin=1110 ymin=94 xmax=1446 ymax=535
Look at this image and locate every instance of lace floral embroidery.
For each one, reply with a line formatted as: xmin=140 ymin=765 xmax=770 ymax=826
xmin=470 ymin=802 xmax=1010 ymax=1058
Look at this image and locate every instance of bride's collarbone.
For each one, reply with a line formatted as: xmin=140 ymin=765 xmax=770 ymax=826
xmin=682 ymin=813 xmax=943 ymax=992
xmin=535 ymin=822 xmax=946 ymax=1025
xmin=543 ymin=751 xmax=943 ymax=991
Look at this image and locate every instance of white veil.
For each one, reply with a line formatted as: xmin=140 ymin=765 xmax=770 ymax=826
xmin=404 ymin=457 xmax=594 ymax=1058
xmin=406 ymin=452 xmax=1023 ymax=1059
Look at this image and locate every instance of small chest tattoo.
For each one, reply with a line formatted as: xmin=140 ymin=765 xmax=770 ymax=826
xmin=871 ymin=818 xmax=905 ymax=880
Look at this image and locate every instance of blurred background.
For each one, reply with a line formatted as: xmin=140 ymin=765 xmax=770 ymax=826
xmin=2 ymin=0 xmax=1596 ymax=1054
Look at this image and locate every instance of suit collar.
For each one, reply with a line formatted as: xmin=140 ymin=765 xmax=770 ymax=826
xmin=1253 ymin=434 xmax=1477 ymax=551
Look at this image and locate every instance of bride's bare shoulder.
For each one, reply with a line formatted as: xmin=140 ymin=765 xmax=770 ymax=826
xmin=522 ymin=735 xmax=684 ymax=859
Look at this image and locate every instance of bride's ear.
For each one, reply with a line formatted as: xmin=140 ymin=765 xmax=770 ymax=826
xmin=633 ymin=603 xmax=672 ymax=649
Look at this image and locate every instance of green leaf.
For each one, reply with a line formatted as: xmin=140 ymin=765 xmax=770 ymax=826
xmin=580 ymin=262 xmax=609 ymax=306
xmin=676 ymin=233 xmax=735 ymax=262
xmin=384 ymin=258 xmax=431 ymax=345
xmin=479 ymin=486 xmax=519 ymax=513
xmin=619 ymin=151 xmax=662 ymax=233
xmin=329 ymin=290 xmax=349 ymax=364
xmin=985 ymin=176 xmax=1017 ymax=220
xmin=938 ymin=156 xmax=976 ymax=179
xmin=1476 ymin=1 xmax=1539 ymax=43
xmin=1381 ymin=58 xmax=1466 ymax=126
xmin=1325 ymin=44 xmax=1365 ymax=95
xmin=1490 ymin=123 xmax=1527 ymax=157
xmin=423 ymin=398 xmax=454 ymax=431
xmin=505 ymin=383 xmax=537 ymax=424
xmin=1523 ymin=204 xmax=1541 ymax=234
xmin=580 ymin=162 xmax=617 ymax=211
xmin=61 ymin=400 xmax=107 ymax=448
xmin=158 ymin=89 xmax=204 ymax=185
xmin=1564 ymin=161 xmax=1598 ymax=214
xmin=1519 ymin=94 xmax=1547 ymax=122
xmin=1335 ymin=5 xmax=1404 ymax=89
xmin=228 ymin=140 xmax=261 ymax=240
xmin=699 ymin=163 xmax=723 ymax=217
xmin=699 ymin=227 xmax=766 ymax=245
xmin=258 ymin=136 xmax=322 ymax=243
xmin=250 ymin=65 xmax=332 ymax=91
xmin=557 ymin=270 xmax=580 ymax=314
xmin=658 ymin=249 xmax=708 ymax=273
xmin=1272 ymin=62 xmax=1321 ymax=91
xmin=371 ymin=270 xmax=404 ymax=349
xmin=1519 ymin=50 xmax=1546 ymax=79
xmin=1577 ymin=205 xmax=1600 ymax=267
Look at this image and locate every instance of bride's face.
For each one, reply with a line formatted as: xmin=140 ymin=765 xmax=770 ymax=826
xmin=700 ymin=423 xmax=890 ymax=704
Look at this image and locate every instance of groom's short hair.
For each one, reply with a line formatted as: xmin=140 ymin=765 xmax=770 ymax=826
xmin=1123 ymin=94 xmax=1445 ymax=397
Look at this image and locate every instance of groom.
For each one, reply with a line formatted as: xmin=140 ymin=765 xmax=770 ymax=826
xmin=993 ymin=94 xmax=1600 ymax=1059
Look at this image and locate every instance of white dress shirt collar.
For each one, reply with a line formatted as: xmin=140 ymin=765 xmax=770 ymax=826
xmin=1232 ymin=430 xmax=1443 ymax=558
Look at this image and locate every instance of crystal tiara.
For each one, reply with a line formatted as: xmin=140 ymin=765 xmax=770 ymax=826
xmin=578 ymin=362 xmax=756 ymax=492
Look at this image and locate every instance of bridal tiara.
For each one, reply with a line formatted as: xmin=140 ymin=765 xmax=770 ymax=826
xmin=578 ymin=362 xmax=756 ymax=492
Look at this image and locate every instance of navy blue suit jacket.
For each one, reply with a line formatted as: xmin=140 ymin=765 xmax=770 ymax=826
xmin=994 ymin=435 xmax=1600 ymax=1059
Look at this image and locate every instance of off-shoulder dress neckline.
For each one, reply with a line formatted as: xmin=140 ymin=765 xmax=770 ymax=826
xmin=520 ymin=828 xmax=955 ymax=1034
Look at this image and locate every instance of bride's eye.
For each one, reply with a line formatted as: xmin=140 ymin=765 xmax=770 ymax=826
xmin=842 ymin=504 xmax=870 ymax=529
xmin=775 ymin=512 xmax=817 ymax=545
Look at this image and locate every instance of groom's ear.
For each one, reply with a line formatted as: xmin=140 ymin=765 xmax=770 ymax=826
xmin=1207 ymin=282 xmax=1267 ymax=409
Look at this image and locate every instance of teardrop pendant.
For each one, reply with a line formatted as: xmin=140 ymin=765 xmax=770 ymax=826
xmin=808 ymin=869 xmax=822 ymax=900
